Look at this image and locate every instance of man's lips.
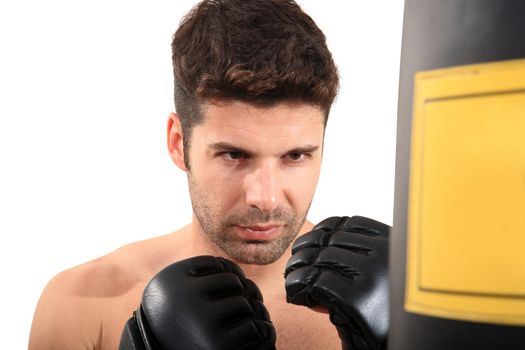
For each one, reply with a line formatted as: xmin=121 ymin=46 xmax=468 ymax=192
xmin=234 ymin=224 xmax=283 ymax=241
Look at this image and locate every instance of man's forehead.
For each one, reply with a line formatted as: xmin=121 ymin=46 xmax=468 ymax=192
xmin=191 ymin=100 xmax=325 ymax=153
xmin=199 ymin=100 xmax=326 ymax=127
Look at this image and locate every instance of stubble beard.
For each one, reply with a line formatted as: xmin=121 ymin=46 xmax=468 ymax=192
xmin=188 ymin=173 xmax=309 ymax=265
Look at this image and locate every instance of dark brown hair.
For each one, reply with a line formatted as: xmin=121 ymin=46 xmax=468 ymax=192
xmin=172 ymin=0 xmax=339 ymax=167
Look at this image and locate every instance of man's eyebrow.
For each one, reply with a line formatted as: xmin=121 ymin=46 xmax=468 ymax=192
xmin=208 ymin=142 xmax=320 ymax=154
xmin=208 ymin=142 xmax=248 ymax=151
xmin=287 ymin=145 xmax=320 ymax=153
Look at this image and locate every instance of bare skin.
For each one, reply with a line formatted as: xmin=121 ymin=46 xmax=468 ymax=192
xmin=29 ymin=101 xmax=340 ymax=349
xmin=29 ymin=223 xmax=339 ymax=349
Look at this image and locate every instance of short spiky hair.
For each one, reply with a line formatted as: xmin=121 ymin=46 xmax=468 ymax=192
xmin=172 ymin=0 xmax=339 ymax=168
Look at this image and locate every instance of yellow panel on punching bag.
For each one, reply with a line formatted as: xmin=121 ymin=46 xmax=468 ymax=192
xmin=406 ymin=58 xmax=525 ymax=326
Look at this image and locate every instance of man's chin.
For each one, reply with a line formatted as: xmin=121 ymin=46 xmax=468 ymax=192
xmin=222 ymin=241 xmax=287 ymax=265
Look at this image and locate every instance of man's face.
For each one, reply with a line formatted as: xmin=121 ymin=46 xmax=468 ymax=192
xmin=176 ymin=101 xmax=325 ymax=265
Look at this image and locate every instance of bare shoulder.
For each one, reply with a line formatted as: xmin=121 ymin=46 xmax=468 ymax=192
xmin=29 ymin=230 xmax=188 ymax=350
xmin=28 ymin=248 xmax=139 ymax=349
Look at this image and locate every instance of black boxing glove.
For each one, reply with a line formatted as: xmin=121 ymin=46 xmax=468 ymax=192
xmin=284 ymin=216 xmax=389 ymax=350
xmin=119 ymin=255 xmax=276 ymax=350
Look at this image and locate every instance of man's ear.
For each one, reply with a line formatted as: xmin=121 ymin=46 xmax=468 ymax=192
xmin=167 ymin=112 xmax=187 ymax=171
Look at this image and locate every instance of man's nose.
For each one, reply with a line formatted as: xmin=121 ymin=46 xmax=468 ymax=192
xmin=243 ymin=161 xmax=282 ymax=213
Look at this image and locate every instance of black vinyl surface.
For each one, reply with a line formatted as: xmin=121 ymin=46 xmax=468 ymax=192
xmin=390 ymin=1 xmax=525 ymax=349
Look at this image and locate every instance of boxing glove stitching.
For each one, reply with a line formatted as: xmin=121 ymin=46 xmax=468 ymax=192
xmin=320 ymin=216 xmax=347 ymax=246
xmin=314 ymin=262 xmax=361 ymax=280
xmin=344 ymin=224 xmax=382 ymax=236
xmin=330 ymin=244 xmax=372 ymax=256
xmin=135 ymin=306 xmax=158 ymax=350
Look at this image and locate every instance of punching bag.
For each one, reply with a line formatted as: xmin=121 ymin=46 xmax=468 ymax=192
xmin=390 ymin=1 xmax=525 ymax=349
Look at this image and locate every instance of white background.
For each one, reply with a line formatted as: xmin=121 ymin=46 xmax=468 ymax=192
xmin=0 ymin=0 xmax=404 ymax=348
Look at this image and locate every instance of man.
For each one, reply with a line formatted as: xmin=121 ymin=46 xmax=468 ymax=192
xmin=29 ymin=1 xmax=388 ymax=349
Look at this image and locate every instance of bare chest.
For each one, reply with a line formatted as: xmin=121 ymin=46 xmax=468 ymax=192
xmin=265 ymin=296 xmax=341 ymax=350
xmin=99 ymin=284 xmax=340 ymax=350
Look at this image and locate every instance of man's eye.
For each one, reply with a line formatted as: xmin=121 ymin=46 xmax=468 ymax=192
xmin=223 ymin=151 xmax=245 ymax=160
xmin=287 ymin=152 xmax=307 ymax=161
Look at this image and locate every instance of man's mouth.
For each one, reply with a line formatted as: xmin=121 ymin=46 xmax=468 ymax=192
xmin=233 ymin=224 xmax=283 ymax=241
